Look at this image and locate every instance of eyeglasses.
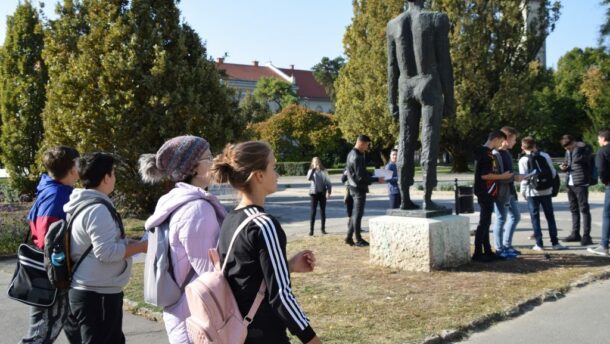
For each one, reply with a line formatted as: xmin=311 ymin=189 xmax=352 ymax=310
xmin=200 ymin=155 xmax=213 ymax=162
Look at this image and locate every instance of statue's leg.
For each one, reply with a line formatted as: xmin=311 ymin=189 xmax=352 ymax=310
xmin=398 ymin=99 xmax=420 ymax=209
xmin=420 ymin=98 xmax=444 ymax=210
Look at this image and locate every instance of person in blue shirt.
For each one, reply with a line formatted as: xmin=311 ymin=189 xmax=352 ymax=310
xmin=385 ymin=149 xmax=400 ymax=209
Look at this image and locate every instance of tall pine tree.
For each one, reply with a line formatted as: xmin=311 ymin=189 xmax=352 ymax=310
xmin=42 ymin=0 xmax=237 ymax=213
xmin=0 ymin=1 xmax=47 ymax=195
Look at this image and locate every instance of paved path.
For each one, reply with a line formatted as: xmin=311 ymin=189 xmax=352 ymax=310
xmin=2 ymin=174 xmax=610 ymax=343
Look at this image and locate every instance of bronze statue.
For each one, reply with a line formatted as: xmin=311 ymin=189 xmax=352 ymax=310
xmin=387 ymin=0 xmax=455 ymax=210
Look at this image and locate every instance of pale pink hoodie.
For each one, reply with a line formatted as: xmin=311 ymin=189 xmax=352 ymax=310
xmin=145 ymin=183 xmax=226 ymax=344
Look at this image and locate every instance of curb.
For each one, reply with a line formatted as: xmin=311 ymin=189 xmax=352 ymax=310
xmin=418 ymin=268 xmax=610 ymax=344
xmin=123 ymin=299 xmax=164 ymax=322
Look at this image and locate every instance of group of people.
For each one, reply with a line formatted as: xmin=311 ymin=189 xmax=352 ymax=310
xmin=22 ymin=136 xmax=322 ymax=344
xmin=472 ymin=126 xmax=610 ymax=262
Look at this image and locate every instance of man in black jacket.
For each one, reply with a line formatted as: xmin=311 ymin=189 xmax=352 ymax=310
xmin=345 ymin=135 xmax=384 ymax=247
xmin=559 ymin=135 xmax=594 ymax=245
xmin=589 ymin=128 xmax=610 ymax=256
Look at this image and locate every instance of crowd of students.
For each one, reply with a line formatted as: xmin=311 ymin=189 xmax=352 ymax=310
xmin=22 ymin=136 xmax=321 ymax=344
xmin=473 ymin=127 xmax=610 ymax=262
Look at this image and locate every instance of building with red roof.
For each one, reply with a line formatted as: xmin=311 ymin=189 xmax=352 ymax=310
xmin=215 ymin=58 xmax=333 ymax=113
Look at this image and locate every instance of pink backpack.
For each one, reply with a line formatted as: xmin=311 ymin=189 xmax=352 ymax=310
xmin=185 ymin=212 xmax=267 ymax=344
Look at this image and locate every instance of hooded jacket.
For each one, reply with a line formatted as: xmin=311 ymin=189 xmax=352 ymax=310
xmin=64 ymin=189 xmax=131 ymax=294
xmin=144 ymin=183 xmax=227 ymax=344
xmin=27 ymin=174 xmax=73 ymax=249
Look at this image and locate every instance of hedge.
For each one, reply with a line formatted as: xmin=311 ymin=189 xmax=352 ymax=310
xmin=276 ymin=162 xmax=310 ymax=176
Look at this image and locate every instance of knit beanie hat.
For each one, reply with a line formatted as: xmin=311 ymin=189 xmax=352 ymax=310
xmin=139 ymin=135 xmax=209 ymax=183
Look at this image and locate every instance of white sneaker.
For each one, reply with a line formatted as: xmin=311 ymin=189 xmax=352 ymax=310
xmin=587 ymin=246 xmax=609 ymax=256
xmin=532 ymin=245 xmax=543 ymax=251
xmin=552 ymin=244 xmax=568 ymax=250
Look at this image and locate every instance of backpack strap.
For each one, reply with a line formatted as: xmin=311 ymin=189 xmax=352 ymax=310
xmin=220 ymin=212 xmax=268 ymax=273
xmin=243 ymin=281 xmax=267 ymax=325
xmin=68 ymin=198 xmax=121 ymax=278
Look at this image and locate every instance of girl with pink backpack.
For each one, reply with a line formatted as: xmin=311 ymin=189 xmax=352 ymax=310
xmin=207 ymin=141 xmax=322 ymax=344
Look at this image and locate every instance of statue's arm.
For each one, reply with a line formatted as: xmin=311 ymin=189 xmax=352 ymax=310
xmin=435 ymin=14 xmax=456 ymax=117
xmin=387 ymin=25 xmax=399 ymax=120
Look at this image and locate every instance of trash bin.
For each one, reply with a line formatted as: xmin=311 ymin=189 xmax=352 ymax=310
xmin=454 ymin=179 xmax=474 ymax=214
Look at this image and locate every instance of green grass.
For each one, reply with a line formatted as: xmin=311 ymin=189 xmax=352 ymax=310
xmin=124 ymin=236 xmax=610 ymax=343
xmin=123 ymin=217 xmax=146 ymax=240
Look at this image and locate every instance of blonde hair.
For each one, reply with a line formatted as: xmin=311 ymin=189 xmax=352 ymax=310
xmin=210 ymin=141 xmax=272 ymax=193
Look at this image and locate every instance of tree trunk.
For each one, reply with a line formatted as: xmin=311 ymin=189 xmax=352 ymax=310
xmin=450 ymin=146 xmax=471 ymax=173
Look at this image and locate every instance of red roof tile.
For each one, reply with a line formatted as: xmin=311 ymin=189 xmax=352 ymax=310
xmin=216 ymin=62 xmax=281 ymax=82
xmin=280 ymin=68 xmax=329 ymax=100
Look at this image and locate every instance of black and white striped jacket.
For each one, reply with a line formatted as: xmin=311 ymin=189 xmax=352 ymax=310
xmin=218 ymin=205 xmax=316 ymax=344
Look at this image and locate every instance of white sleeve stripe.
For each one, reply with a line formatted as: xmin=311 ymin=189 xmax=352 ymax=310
xmin=243 ymin=208 xmax=308 ymax=327
xmin=255 ymin=215 xmax=309 ymax=329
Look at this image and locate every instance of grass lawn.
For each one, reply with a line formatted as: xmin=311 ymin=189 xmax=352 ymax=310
xmin=124 ymin=235 xmax=610 ymax=343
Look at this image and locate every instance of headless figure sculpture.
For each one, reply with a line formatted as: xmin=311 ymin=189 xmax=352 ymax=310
xmin=387 ymin=0 xmax=455 ymax=210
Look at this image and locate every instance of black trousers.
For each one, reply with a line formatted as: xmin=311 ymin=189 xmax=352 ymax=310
xmin=69 ymin=289 xmax=125 ymax=344
xmin=347 ymin=189 xmax=366 ymax=241
xmin=389 ymin=193 xmax=401 ymax=209
xmin=567 ymin=185 xmax=591 ymax=237
xmin=309 ymin=192 xmax=327 ymax=233
xmin=474 ymin=195 xmax=494 ymax=256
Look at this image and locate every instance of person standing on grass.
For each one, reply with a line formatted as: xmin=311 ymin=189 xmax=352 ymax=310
xmin=21 ymin=146 xmax=81 ymax=344
xmin=211 ymin=141 xmax=321 ymax=344
xmin=519 ymin=137 xmax=567 ymax=252
xmin=472 ymin=130 xmax=514 ymax=262
xmin=307 ymin=157 xmax=332 ymax=236
xmin=559 ymin=134 xmax=594 ymax=246
xmin=588 ymin=128 xmax=610 ymax=256
xmin=65 ymin=153 xmax=147 ymax=344
xmin=345 ymin=135 xmax=384 ymax=247
xmin=140 ymin=135 xmax=226 ymax=344
xmin=385 ymin=149 xmax=401 ymax=209
xmin=492 ymin=127 xmax=523 ymax=259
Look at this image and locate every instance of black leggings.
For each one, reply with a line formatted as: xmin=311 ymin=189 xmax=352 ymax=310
xmin=310 ymin=192 xmax=327 ymax=233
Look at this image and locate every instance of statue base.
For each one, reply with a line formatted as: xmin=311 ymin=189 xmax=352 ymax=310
xmin=386 ymin=208 xmax=453 ymax=218
xmin=369 ymin=215 xmax=470 ymax=272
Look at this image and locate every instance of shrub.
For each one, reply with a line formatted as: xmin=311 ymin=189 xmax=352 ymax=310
xmin=276 ymin=162 xmax=310 ymax=176
xmin=0 ymin=203 xmax=29 ymax=255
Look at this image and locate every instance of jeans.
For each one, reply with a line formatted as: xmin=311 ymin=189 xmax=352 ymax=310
xmin=526 ymin=195 xmax=559 ymax=247
xmin=389 ymin=193 xmax=401 ymax=209
xmin=309 ymin=192 xmax=327 ymax=233
xmin=567 ymin=185 xmax=591 ymax=237
xmin=493 ymin=195 xmax=521 ymax=250
xmin=347 ymin=188 xmax=366 ymax=242
xmin=20 ymin=289 xmax=81 ymax=344
xmin=474 ymin=195 xmax=494 ymax=256
xmin=601 ymin=186 xmax=610 ymax=249
xmin=69 ymin=289 xmax=125 ymax=344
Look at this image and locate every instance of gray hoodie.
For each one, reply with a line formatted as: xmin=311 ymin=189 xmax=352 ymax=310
xmin=64 ymin=188 xmax=132 ymax=294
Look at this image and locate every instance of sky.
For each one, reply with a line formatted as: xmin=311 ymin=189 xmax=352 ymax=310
xmin=0 ymin=0 xmax=605 ymax=70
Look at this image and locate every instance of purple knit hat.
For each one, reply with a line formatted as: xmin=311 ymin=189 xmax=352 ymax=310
xmin=139 ymin=135 xmax=209 ymax=183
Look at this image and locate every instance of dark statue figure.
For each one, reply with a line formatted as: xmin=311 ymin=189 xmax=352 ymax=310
xmin=387 ymin=0 xmax=456 ymax=211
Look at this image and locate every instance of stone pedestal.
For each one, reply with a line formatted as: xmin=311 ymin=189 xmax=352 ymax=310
xmin=369 ymin=215 xmax=470 ymax=272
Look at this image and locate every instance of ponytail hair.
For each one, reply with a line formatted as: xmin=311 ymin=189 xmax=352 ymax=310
xmin=210 ymin=141 xmax=272 ymax=193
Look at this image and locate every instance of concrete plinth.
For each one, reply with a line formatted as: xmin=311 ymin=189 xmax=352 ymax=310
xmin=369 ymin=215 xmax=470 ymax=272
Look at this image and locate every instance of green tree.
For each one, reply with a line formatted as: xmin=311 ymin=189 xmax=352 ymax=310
xmin=0 ymin=1 xmax=47 ymax=195
xmin=253 ymin=77 xmax=298 ymax=112
xmin=239 ymin=92 xmax=271 ymax=124
xmin=253 ymin=105 xmax=342 ymax=162
xmin=42 ymin=0 xmax=237 ymax=213
xmin=334 ymin=0 xmax=402 ymax=159
xmin=601 ymin=0 xmax=610 ymax=46
xmin=312 ymin=56 xmax=345 ymax=104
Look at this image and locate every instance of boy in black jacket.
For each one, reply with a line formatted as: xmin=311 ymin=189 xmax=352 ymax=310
xmin=588 ymin=128 xmax=610 ymax=256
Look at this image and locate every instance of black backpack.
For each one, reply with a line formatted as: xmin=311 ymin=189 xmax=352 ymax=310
xmin=527 ymin=152 xmax=555 ymax=191
xmin=44 ymin=198 xmax=122 ymax=289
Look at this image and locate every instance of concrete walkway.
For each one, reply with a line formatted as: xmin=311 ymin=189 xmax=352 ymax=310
xmin=1 ymin=174 xmax=610 ymax=343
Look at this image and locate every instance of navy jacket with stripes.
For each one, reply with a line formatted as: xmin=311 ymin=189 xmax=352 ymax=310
xmin=218 ymin=205 xmax=316 ymax=344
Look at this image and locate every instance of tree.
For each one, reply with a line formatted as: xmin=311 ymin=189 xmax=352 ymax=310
xmin=253 ymin=77 xmax=298 ymax=112
xmin=311 ymin=56 xmax=345 ymax=104
xmin=42 ymin=0 xmax=238 ymax=213
xmin=253 ymin=105 xmax=342 ymax=163
xmin=601 ymin=0 xmax=610 ymax=47
xmin=580 ymin=59 xmax=610 ymax=144
xmin=0 ymin=1 xmax=47 ymax=195
xmin=239 ymin=93 xmax=271 ymax=124
xmin=334 ymin=0 xmax=402 ymax=159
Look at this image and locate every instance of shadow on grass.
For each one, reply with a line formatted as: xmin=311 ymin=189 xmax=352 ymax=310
xmin=445 ymin=253 xmax=610 ymax=274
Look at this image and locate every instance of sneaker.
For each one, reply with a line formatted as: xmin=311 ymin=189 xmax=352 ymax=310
xmin=562 ymin=234 xmax=582 ymax=242
xmin=498 ymin=250 xmax=518 ymax=259
xmin=580 ymin=236 xmax=593 ymax=246
xmin=355 ymin=239 xmax=369 ymax=247
xmin=587 ymin=246 xmax=609 ymax=256
xmin=345 ymin=238 xmax=355 ymax=246
xmin=532 ymin=245 xmax=544 ymax=251
xmin=552 ymin=243 xmax=568 ymax=250
xmin=505 ymin=246 xmax=522 ymax=256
